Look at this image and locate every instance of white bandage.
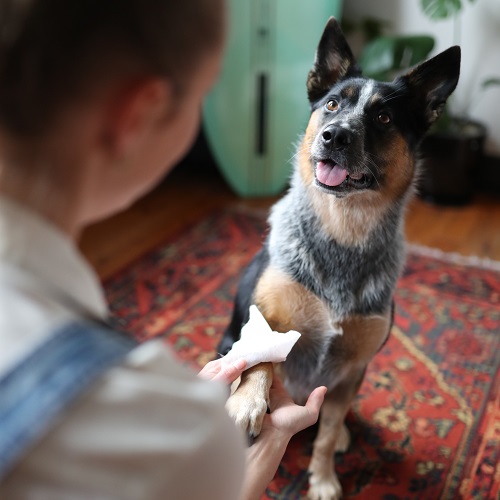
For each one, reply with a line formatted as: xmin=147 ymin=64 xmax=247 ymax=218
xmin=221 ymin=305 xmax=301 ymax=370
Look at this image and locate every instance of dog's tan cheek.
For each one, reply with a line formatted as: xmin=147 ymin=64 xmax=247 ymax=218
xmin=381 ymin=134 xmax=415 ymax=201
xmin=299 ymin=109 xmax=321 ymax=186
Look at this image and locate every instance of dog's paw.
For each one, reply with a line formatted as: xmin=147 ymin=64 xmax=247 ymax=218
xmin=225 ymin=391 xmax=268 ymax=438
xmin=335 ymin=424 xmax=350 ymax=453
xmin=307 ymin=472 xmax=343 ymax=500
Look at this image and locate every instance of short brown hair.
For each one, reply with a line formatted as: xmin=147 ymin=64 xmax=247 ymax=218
xmin=0 ymin=0 xmax=225 ymax=136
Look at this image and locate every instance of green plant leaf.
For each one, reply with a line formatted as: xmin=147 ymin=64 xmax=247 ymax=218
xmin=359 ymin=35 xmax=435 ymax=81
xmin=421 ymin=0 xmax=462 ymax=20
xmin=481 ymin=78 xmax=500 ymax=90
xmin=360 ymin=17 xmax=391 ymax=42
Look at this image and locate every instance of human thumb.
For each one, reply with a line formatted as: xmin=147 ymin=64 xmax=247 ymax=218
xmin=304 ymin=386 xmax=327 ymax=424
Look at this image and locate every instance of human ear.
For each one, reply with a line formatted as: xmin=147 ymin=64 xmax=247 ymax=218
xmin=104 ymin=77 xmax=173 ymax=160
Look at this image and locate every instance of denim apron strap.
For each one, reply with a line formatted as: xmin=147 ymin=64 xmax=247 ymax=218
xmin=0 ymin=321 xmax=137 ymax=479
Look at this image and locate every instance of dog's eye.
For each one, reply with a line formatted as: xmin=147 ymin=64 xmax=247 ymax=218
xmin=377 ymin=113 xmax=391 ymax=125
xmin=326 ymin=100 xmax=339 ymax=112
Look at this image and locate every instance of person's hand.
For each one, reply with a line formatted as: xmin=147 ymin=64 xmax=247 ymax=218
xmin=198 ymin=357 xmax=247 ymax=384
xmin=260 ymin=374 xmax=327 ymax=439
xmin=239 ymin=375 xmax=327 ymax=500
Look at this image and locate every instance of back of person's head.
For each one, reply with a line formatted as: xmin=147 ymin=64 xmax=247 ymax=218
xmin=0 ymin=0 xmax=225 ymax=138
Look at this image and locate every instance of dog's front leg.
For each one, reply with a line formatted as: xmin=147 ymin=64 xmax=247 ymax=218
xmin=307 ymin=369 xmax=365 ymax=500
xmin=225 ymin=362 xmax=273 ymax=438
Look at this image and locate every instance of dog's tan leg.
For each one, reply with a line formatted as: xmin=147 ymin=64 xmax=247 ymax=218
xmin=307 ymin=370 xmax=365 ymax=500
xmin=335 ymin=423 xmax=350 ymax=453
xmin=225 ymin=362 xmax=273 ymax=438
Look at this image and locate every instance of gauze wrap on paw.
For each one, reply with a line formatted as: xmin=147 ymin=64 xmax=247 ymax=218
xmin=221 ymin=305 xmax=301 ymax=370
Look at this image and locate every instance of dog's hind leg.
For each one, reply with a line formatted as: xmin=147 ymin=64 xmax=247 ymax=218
xmin=307 ymin=368 xmax=365 ymax=500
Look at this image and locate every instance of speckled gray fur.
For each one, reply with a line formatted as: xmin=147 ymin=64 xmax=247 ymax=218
xmin=268 ymin=167 xmax=406 ymax=321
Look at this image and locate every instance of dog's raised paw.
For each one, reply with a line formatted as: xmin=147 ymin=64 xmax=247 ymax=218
xmin=225 ymin=391 xmax=268 ymax=438
xmin=307 ymin=473 xmax=343 ymax=500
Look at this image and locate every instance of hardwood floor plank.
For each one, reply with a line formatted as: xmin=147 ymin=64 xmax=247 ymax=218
xmin=80 ymin=167 xmax=236 ymax=279
xmin=405 ymin=196 xmax=500 ymax=260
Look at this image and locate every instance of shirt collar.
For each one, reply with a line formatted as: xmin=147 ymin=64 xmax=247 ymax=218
xmin=0 ymin=195 xmax=108 ymax=320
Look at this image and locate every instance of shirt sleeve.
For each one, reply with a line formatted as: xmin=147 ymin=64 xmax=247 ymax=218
xmin=0 ymin=340 xmax=246 ymax=500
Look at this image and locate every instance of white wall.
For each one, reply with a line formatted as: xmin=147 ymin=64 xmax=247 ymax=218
xmin=344 ymin=0 xmax=500 ymax=156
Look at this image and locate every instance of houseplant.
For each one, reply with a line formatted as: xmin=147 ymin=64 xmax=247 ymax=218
xmin=417 ymin=0 xmax=500 ymax=204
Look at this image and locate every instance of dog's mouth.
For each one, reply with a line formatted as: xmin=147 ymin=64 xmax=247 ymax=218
xmin=314 ymin=160 xmax=373 ymax=193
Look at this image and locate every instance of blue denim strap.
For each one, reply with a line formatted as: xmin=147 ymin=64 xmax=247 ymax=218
xmin=0 ymin=321 xmax=137 ymax=479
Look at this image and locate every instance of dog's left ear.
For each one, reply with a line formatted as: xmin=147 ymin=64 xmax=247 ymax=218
xmin=307 ymin=17 xmax=361 ymax=104
xmin=395 ymin=46 xmax=461 ymax=127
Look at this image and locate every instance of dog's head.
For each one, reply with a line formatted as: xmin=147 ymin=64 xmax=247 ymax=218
xmin=302 ymin=17 xmax=460 ymax=201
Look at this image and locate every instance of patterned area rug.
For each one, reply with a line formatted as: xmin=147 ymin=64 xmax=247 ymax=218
xmin=104 ymin=208 xmax=500 ymax=500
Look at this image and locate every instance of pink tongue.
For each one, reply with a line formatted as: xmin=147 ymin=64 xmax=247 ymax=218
xmin=316 ymin=161 xmax=348 ymax=187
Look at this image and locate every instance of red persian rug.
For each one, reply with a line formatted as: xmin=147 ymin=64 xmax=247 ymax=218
xmin=104 ymin=208 xmax=500 ymax=500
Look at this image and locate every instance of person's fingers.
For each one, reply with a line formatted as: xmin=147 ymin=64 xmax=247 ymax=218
xmin=282 ymin=386 xmax=327 ymax=435
xmin=197 ymin=359 xmax=222 ymax=380
xmin=210 ymin=358 xmax=247 ymax=383
xmin=268 ymin=377 xmax=291 ymax=411
xmin=304 ymin=386 xmax=327 ymax=422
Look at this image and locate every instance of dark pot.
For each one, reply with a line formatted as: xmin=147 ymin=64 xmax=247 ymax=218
xmin=418 ymin=120 xmax=486 ymax=205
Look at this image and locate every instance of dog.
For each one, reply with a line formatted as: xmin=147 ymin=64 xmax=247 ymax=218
xmin=217 ymin=17 xmax=460 ymax=500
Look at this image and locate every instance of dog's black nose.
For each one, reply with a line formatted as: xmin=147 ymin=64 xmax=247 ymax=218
xmin=322 ymin=126 xmax=352 ymax=150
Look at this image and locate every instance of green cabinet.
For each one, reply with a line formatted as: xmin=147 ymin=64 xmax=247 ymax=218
xmin=203 ymin=0 xmax=343 ymax=197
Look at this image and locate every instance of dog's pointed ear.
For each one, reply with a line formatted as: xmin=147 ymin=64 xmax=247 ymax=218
xmin=307 ymin=17 xmax=360 ymax=104
xmin=395 ymin=46 xmax=461 ymax=127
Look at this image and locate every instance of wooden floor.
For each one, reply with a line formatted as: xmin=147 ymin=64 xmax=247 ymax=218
xmin=80 ymin=163 xmax=500 ymax=280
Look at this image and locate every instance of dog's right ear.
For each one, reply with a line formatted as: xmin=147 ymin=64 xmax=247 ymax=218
xmin=395 ymin=46 xmax=461 ymax=128
xmin=307 ymin=17 xmax=360 ymax=104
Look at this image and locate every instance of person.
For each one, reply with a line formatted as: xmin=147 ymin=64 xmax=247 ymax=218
xmin=0 ymin=1 xmax=326 ymax=499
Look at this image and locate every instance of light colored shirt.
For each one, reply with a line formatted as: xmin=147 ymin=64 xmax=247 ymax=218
xmin=0 ymin=196 xmax=245 ymax=500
